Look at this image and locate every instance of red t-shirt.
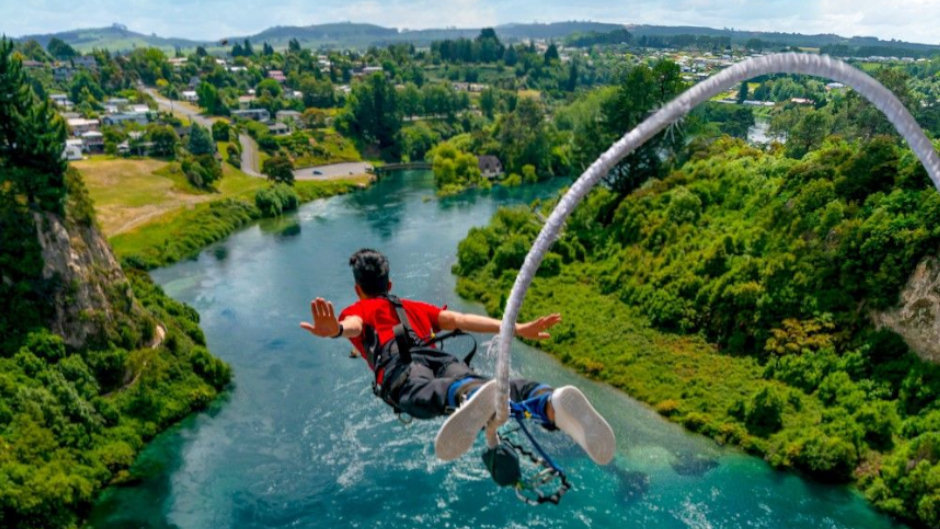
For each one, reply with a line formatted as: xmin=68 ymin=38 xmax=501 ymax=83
xmin=339 ymin=297 xmax=444 ymax=370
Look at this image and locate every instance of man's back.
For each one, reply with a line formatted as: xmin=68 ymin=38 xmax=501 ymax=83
xmin=339 ymin=297 xmax=443 ymax=368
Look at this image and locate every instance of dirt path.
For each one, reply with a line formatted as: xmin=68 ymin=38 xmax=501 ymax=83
xmin=103 ymin=324 xmax=166 ymax=397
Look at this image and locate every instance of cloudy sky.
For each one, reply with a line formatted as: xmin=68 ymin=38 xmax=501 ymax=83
xmin=1 ymin=0 xmax=938 ymax=45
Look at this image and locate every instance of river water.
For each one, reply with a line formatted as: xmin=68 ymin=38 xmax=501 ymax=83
xmin=90 ymin=171 xmax=906 ymax=529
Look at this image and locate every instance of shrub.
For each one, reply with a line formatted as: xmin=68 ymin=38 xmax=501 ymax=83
xmin=255 ymin=184 xmax=299 ymax=217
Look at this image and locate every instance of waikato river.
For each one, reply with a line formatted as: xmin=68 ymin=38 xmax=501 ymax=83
xmin=90 ymin=170 xmax=907 ymax=529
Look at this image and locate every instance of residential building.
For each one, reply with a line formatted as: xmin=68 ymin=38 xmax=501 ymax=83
xmin=267 ymin=70 xmax=287 ymax=82
xmin=129 ymin=104 xmax=150 ymax=114
xmin=276 ymin=110 xmax=302 ymax=125
xmin=268 ymin=122 xmax=290 ymax=136
xmin=66 ymin=118 xmax=100 ymax=136
xmin=237 ymin=95 xmax=256 ymax=109
xmin=80 ymin=131 xmax=104 ymax=152
xmin=231 ymin=108 xmax=270 ymax=122
xmin=73 ymin=56 xmax=97 ymax=70
xmin=64 ymin=139 xmax=84 ymax=160
xmin=478 ymin=155 xmax=503 ymax=179
xmin=53 ymin=65 xmax=73 ymax=82
xmin=49 ymin=93 xmax=73 ymax=110
xmin=182 ymin=90 xmax=198 ymax=102
xmin=102 ymin=112 xmax=150 ymax=126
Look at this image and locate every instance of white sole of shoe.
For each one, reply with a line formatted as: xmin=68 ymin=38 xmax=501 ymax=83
xmin=552 ymin=386 xmax=616 ymax=465
xmin=434 ymin=379 xmax=498 ymax=461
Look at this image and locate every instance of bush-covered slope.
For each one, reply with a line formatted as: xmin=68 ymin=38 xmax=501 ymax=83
xmin=454 ymin=137 xmax=940 ymax=528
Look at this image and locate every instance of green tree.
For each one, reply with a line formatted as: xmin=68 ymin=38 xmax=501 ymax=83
xmin=601 ymin=60 xmax=686 ymax=196
xmin=187 ymin=123 xmax=215 ymax=156
xmin=736 ymin=81 xmax=749 ymax=103
xmin=496 ymin=96 xmax=551 ymax=174
xmin=147 ymin=124 xmax=180 ymax=158
xmin=196 ymin=81 xmax=224 ymax=114
xmin=211 ymin=120 xmax=231 ymax=142
xmin=256 ymin=78 xmax=282 ymax=98
xmin=262 ymin=155 xmax=295 ymax=185
xmin=299 ymin=76 xmax=334 ymax=108
xmin=339 ymin=72 xmax=401 ymax=151
xmin=480 ymin=87 xmax=496 ymax=119
xmin=544 ymin=43 xmax=560 ymax=64
xmin=0 ymin=39 xmax=67 ymax=212
xmin=46 ymin=37 xmax=77 ymax=60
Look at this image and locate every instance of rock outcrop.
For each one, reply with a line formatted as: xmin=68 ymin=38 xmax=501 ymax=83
xmin=33 ymin=210 xmax=153 ymax=349
xmin=871 ymin=255 xmax=940 ymax=363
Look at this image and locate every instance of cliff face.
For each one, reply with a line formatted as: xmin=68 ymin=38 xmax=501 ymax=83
xmin=33 ymin=210 xmax=153 ymax=349
xmin=872 ymin=255 xmax=940 ymax=364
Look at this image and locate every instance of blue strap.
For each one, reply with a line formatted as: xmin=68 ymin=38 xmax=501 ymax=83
xmin=513 ymin=414 xmax=565 ymax=474
xmin=446 ymin=377 xmax=480 ymax=409
xmin=510 ymin=384 xmax=553 ymax=426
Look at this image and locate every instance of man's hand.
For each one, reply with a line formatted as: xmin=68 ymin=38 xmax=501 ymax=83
xmin=515 ymin=313 xmax=562 ymax=340
xmin=300 ymin=297 xmax=341 ymax=338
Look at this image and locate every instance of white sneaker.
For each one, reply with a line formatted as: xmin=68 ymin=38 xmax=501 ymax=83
xmin=551 ymin=386 xmax=616 ymax=465
xmin=434 ymin=379 xmax=498 ymax=461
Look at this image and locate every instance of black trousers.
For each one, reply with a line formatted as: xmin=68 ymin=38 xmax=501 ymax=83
xmin=377 ymin=349 xmax=548 ymax=420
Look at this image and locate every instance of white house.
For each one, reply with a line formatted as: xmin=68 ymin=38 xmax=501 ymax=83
xmin=478 ymin=155 xmax=503 ymax=179
xmin=66 ymin=118 xmax=100 ymax=136
xmin=182 ymin=90 xmax=198 ymax=102
xmin=64 ymin=139 xmax=84 ymax=160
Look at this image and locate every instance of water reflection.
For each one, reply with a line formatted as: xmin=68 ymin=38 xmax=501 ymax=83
xmin=607 ymin=464 xmax=651 ymax=504
xmin=670 ymin=452 xmax=720 ymax=477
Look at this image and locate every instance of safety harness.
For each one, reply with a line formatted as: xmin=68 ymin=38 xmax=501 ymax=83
xmin=364 ymin=294 xmax=477 ymax=420
xmin=361 ymin=294 xmax=571 ymax=504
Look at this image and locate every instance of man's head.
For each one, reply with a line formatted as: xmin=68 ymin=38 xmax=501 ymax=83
xmin=349 ymin=248 xmax=390 ymax=298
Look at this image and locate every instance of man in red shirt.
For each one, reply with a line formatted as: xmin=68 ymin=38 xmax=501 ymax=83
xmin=301 ymin=249 xmax=615 ymax=465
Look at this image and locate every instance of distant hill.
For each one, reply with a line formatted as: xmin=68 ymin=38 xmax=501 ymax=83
xmin=229 ymin=21 xmax=625 ymax=48
xmin=15 ymin=20 xmax=940 ymax=55
xmin=18 ymin=23 xmax=209 ymax=53
xmin=627 ymin=24 xmax=940 ymax=53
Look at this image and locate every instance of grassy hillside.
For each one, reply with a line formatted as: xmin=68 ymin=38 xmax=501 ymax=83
xmin=19 ymin=24 xmax=208 ymax=53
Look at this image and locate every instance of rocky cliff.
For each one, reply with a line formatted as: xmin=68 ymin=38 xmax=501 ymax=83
xmin=31 ymin=181 xmax=155 ymax=350
xmin=872 ymin=255 xmax=940 ymax=363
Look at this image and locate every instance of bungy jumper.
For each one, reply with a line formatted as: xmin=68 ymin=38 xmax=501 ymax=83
xmin=435 ymin=53 xmax=940 ymax=504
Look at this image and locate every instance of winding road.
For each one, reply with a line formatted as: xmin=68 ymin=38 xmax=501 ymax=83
xmin=144 ymin=88 xmax=262 ymax=176
xmin=145 ymin=88 xmax=371 ymax=180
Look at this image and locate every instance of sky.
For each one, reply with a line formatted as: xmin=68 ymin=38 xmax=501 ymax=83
xmin=1 ymin=0 xmax=938 ymax=45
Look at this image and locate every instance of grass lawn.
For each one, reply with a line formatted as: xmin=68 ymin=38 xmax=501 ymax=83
xmin=74 ymin=154 xmax=369 ymax=268
xmin=74 ymin=155 xmax=363 ymax=238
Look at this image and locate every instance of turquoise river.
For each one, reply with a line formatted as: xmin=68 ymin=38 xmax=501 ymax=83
xmin=90 ymin=170 xmax=908 ymax=529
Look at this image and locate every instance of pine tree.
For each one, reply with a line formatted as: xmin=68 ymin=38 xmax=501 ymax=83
xmin=0 ymin=38 xmax=32 ymax=159
xmin=0 ymin=38 xmax=67 ymax=212
xmin=187 ymin=123 xmax=215 ymax=156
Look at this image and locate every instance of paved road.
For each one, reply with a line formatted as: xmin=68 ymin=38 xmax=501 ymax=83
xmin=146 ymin=87 xmax=262 ymax=176
xmin=144 ymin=88 xmax=214 ymax=128
xmin=294 ymin=161 xmax=373 ymax=180
xmin=145 ymin=87 xmax=367 ymax=181
xmin=238 ymin=134 xmax=262 ymax=177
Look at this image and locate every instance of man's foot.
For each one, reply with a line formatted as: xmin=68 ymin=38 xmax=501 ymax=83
xmin=551 ymin=386 xmax=616 ymax=465
xmin=435 ymin=379 xmax=498 ymax=461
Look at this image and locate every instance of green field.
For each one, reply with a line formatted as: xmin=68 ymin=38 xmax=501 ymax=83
xmin=74 ymin=155 xmax=369 ymax=269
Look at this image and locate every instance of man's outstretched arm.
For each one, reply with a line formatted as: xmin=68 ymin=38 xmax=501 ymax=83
xmin=300 ymin=297 xmax=363 ymax=339
xmin=438 ymin=310 xmax=561 ymax=340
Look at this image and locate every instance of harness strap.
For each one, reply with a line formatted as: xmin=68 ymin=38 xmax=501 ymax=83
xmin=385 ymin=294 xmax=414 ymax=364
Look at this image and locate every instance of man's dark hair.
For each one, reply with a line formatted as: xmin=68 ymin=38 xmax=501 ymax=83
xmin=349 ymin=248 xmax=390 ymax=296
